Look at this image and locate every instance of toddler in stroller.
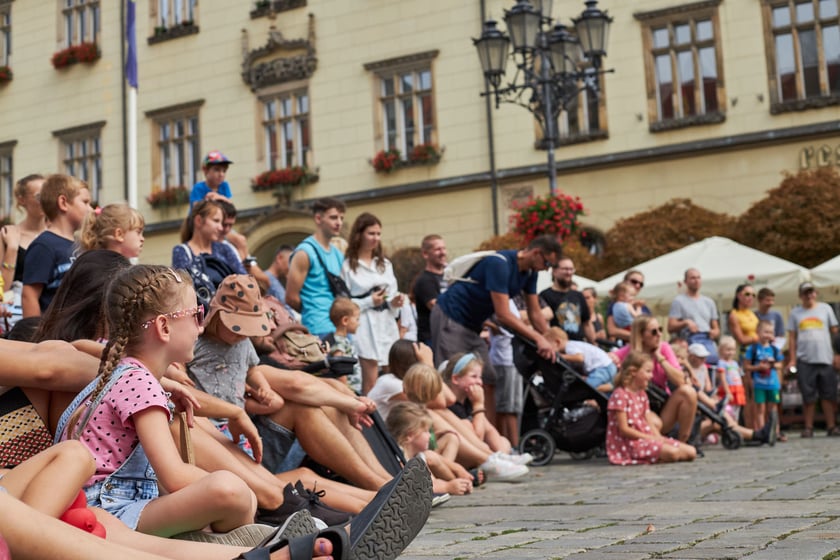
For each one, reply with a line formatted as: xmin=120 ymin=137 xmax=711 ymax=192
xmin=513 ymin=334 xmax=609 ymax=466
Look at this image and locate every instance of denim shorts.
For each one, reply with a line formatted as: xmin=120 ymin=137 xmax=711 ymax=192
xmin=85 ymin=476 xmax=158 ymax=530
xmin=254 ymin=414 xmax=303 ymax=474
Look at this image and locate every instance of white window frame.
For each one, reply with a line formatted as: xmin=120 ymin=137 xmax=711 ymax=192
xmin=61 ymin=0 xmax=100 ymax=47
xmin=261 ymin=89 xmax=311 ymax=170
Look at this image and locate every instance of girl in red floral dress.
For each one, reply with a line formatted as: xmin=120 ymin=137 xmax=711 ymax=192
xmin=606 ymin=351 xmax=697 ymax=465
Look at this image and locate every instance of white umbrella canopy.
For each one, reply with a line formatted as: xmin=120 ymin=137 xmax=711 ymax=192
xmin=810 ymin=255 xmax=840 ymax=297
xmin=536 ymin=271 xmax=597 ymax=294
xmin=593 ymin=237 xmax=810 ymax=314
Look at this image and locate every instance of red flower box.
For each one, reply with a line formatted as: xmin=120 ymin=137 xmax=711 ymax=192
xmin=146 ymin=186 xmax=190 ymax=209
xmin=251 ymin=166 xmax=318 ymax=192
xmin=0 ymin=66 xmax=12 ymax=83
xmin=52 ymin=43 xmax=101 ymax=69
xmin=510 ymin=192 xmax=585 ymax=244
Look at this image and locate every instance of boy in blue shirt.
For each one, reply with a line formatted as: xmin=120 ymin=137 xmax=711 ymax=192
xmin=743 ymin=320 xmax=784 ymax=442
xmin=190 ymin=150 xmax=233 ymax=210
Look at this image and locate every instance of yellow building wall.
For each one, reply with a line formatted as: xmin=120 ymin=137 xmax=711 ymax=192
xmin=2 ymin=1 xmax=839 ymax=266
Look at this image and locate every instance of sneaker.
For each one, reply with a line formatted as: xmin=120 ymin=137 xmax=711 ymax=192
xmin=293 ymin=481 xmax=354 ymax=526
xmin=431 ymin=492 xmax=451 ymax=507
xmin=480 ymin=454 xmax=529 ymax=482
xmin=256 ymin=482 xmax=352 ymax=527
xmin=499 ymin=451 xmax=534 ymax=466
xmin=827 ymin=426 xmax=840 ymax=437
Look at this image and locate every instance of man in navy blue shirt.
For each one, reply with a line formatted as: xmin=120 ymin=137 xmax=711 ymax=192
xmin=431 ymin=235 xmax=560 ymax=418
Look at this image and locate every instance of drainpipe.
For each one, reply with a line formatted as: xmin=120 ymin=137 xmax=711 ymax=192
xmin=120 ymin=0 xmax=128 ymax=201
xmin=480 ymin=0 xmax=500 ymax=236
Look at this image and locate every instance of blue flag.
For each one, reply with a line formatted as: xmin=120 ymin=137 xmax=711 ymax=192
xmin=126 ymin=0 xmax=137 ymax=88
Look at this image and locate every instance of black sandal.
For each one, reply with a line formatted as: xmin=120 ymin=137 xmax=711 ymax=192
xmin=236 ymin=528 xmax=348 ymax=560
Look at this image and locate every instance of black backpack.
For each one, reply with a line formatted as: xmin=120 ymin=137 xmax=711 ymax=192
xmin=178 ymin=244 xmax=239 ymax=311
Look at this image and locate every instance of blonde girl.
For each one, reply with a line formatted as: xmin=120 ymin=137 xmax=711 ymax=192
xmin=0 ymin=175 xmax=46 ymax=295
xmin=57 ymin=265 xmax=258 ymax=537
xmin=79 ymin=203 xmax=145 ymax=259
xmin=443 ymin=352 xmax=514 ymax=454
xmin=385 ymin=401 xmax=472 ymax=496
xmin=402 ymin=362 xmax=527 ymax=482
xmin=606 ymin=351 xmax=696 ymax=465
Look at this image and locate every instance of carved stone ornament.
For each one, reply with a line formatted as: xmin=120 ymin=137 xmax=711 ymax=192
xmin=241 ymin=14 xmax=317 ymax=91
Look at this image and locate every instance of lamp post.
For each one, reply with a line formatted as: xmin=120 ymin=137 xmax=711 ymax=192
xmin=474 ymin=0 xmax=613 ymax=195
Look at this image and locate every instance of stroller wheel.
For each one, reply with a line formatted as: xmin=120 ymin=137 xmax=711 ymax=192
xmin=519 ymin=429 xmax=555 ymax=466
xmin=721 ymin=427 xmax=742 ymax=450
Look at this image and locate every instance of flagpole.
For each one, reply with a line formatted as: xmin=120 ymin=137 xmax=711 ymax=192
xmin=126 ymin=0 xmax=138 ymax=209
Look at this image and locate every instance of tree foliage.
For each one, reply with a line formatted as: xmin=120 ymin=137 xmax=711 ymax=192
xmin=593 ymin=198 xmax=736 ymax=279
xmin=732 ymin=167 xmax=840 ymax=268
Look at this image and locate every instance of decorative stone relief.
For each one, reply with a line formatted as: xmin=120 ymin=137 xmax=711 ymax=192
xmin=241 ymin=14 xmax=316 ymax=91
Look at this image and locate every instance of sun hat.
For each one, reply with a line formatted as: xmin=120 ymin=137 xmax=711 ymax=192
xmin=206 ymin=274 xmax=270 ymax=337
xmin=688 ymin=343 xmax=710 ymax=358
xmin=202 ymin=150 xmax=233 ymax=166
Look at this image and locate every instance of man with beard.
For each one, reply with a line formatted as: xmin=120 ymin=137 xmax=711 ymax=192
xmin=539 ymin=257 xmax=595 ymax=343
xmin=412 ymin=234 xmax=447 ymax=346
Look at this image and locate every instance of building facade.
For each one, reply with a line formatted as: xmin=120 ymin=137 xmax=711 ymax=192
xmin=0 ymin=0 xmax=838 ymax=265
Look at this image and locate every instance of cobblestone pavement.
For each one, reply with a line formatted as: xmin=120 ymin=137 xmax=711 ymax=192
xmin=401 ymin=436 xmax=840 ymax=559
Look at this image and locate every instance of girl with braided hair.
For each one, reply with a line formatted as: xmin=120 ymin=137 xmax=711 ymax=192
xmin=56 ymin=264 xmax=260 ymax=537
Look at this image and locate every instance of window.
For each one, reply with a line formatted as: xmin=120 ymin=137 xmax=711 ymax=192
xmin=147 ymin=102 xmax=202 ymax=190
xmin=62 ymin=0 xmax=100 ymax=47
xmin=1 ymin=3 xmax=10 ymax=67
xmin=763 ymin=0 xmax=840 ymax=112
xmin=157 ymin=0 xmax=195 ymax=28
xmin=364 ymin=51 xmax=439 ymax=159
xmin=262 ymin=90 xmax=311 ymax=169
xmin=53 ymin=123 xmax=104 ymax=203
xmin=554 ymin=73 xmax=608 ymax=145
xmin=0 ymin=142 xmax=13 ymax=219
xmin=635 ymin=2 xmax=725 ymax=131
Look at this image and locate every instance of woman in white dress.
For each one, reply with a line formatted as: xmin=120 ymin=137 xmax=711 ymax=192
xmin=341 ymin=213 xmax=404 ymax=394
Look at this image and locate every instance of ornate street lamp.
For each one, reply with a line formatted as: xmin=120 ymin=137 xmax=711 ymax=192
xmin=474 ymin=0 xmax=613 ymax=195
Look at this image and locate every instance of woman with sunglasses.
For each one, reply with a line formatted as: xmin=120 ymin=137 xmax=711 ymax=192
xmin=727 ymin=283 xmax=760 ymax=427
xmin=606 ymin=270 xmax=651 ymax=344
xmin=610 ymin=316 xmax=698 ymax=443
xmin=728 ymin=284 xmax=760 ymax=354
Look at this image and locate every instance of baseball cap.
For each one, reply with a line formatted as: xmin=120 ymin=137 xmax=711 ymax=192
xmin=799 ymin=282 xmax=816 ymax=295
xmin=206 ymin=275 xmax=270 ymax=337
xmin=688 ymin=343 xmax=710 ymax=358
xmin=203 ymin=150 xmax=233 ymax=166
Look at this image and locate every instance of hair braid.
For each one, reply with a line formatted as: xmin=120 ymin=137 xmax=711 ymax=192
xmin=68 ymin=265 xmax=189 ymax=438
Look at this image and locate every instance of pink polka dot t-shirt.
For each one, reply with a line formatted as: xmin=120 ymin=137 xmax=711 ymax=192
xmin=64 ymin=357 xmax=171 ymax=484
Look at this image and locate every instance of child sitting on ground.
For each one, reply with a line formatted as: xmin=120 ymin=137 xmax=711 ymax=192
xmin=606 ymin=350 xmax=697 ymax=465
xmin=22 ymin=174 xmax=91 ymax=317
xmin=78 ymin=203 xmax=145 ymax=259
xmin=743 ymin=320 xmax=785 ymax=441
xmin=545 ymin=327 xmax=617 ymax=394
xmin=58 ymin=265 xmax=259 ymax=537
xmin=324 ymin=297 xmax=362 ymax=393
xmin=386 ymin=401 xmax=472 ymax=497
xmin=687 ymin=343 xmax=714 ymax=397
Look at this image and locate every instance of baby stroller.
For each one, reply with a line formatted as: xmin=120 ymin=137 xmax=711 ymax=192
xmin=513 ymin=336 xmax=609 ymax=466
xmin=646 ymin=382 xmax=742 ymax=450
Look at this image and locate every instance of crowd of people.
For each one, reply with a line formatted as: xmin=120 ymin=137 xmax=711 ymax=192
xmin=1 ymin=151 xmax=839 ymax=559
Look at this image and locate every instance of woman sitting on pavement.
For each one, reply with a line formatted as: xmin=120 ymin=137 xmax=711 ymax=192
xmin=610 ymin=316 xmax=698 ymax=443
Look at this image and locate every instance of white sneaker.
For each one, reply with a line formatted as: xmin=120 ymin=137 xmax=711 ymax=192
xmin=498 ymin=451 xmax=534 ymax=466
xmin=480 ymin=454 xmax=529 ymax=482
